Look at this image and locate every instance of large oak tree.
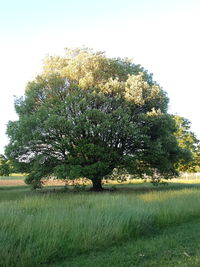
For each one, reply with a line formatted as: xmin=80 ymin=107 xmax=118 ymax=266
xmin=6 ymin=48 xmax=186 ymax=190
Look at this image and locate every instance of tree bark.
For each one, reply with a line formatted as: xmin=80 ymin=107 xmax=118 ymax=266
xmin=91 ymin=178 xmax=103 ymax=191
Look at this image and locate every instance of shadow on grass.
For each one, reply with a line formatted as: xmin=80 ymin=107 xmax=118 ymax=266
xmin=1 ymin=182 xmax=200 ymax=198
xmin=0 ymin=185 xmax=29 ymax=191
xmin=33 ymin=182 xmax=200 ymax=195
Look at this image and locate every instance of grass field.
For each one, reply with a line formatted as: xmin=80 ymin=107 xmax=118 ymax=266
xmin=1 ymin=178 xmax=200 ymax=266
xmin=0 ymin=173 xmax=26 ymax=180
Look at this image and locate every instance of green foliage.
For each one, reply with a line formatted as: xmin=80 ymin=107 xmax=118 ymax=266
xmin=6 ymin=48 xmax=188 ymax=189
xmin=174 ymin=115 xmax=200 ymax=172
xmin=0 ymin=154 xmax=10 ymax=176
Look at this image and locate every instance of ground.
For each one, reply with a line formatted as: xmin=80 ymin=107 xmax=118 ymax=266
xmin=1 ymin=174 xmax=200 ymax=266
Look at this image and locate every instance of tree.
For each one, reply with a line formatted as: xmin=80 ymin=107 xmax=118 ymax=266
xmin=174 ymin=115 xmax=200 ymax=172
xmin=0 ymin=155 xmax=10 ymax=176
xmin=195 ymin=146 xmax=200 ymax=172
xmin=6 ymin=48 xmax=186 ymax=190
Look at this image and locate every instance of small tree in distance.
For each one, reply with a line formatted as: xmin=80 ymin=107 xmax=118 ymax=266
xmin=0 ymin=154 xmax=10 ymax=176
xmin=6 ymin=48 xmax=188 ymax=190
xmin=174 ymin=115 xmax=200 ymax=173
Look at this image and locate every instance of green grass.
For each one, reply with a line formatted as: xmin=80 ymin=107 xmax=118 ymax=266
xmin=61 ymin=219 xmax=200 ymax=267
xmin=1 ymin=182 xmax=200 ymax=266
xmin=0 ymin=186 xmax=30 ymax=202
xmin=0 ymin=173 xmax=26 ymax=180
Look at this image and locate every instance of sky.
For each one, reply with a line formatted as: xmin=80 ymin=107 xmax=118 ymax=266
xmin=0 ymin=0 xmax=200 ymax=154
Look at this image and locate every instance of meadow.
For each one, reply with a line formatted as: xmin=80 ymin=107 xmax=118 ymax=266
xmin=1 ymin=177 xmax=200 ymax=266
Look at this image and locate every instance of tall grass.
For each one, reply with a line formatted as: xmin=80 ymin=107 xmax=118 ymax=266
xmin=1 ymin=188 xmax=200 ymax=266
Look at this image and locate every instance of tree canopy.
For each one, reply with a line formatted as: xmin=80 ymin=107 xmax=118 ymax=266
xmin=6 ymin=48 xmax=188 ymax=190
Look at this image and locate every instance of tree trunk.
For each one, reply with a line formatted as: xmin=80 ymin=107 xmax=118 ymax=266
xmin=91 ymin=178 xmax=103 ymax=191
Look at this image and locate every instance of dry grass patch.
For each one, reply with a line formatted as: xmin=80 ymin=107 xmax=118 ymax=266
xmin=0 ymin=180 xmax=25 ymax=186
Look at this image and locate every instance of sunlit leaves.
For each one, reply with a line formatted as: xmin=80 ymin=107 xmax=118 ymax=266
xmin=5 ymin=48 xmax=187 ymax=189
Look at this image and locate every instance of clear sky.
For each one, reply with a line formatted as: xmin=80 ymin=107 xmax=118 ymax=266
xmin=0 ymin=0 xmax=200 ymax=154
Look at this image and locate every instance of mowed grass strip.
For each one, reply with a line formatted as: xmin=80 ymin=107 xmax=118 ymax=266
xmin=1 ymin=185 xmax=200 ymax=266
xmin=60 ymin=219 xmax=200 ymax=267
xmin=0 ymin=174 xmax=26 ymax=180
